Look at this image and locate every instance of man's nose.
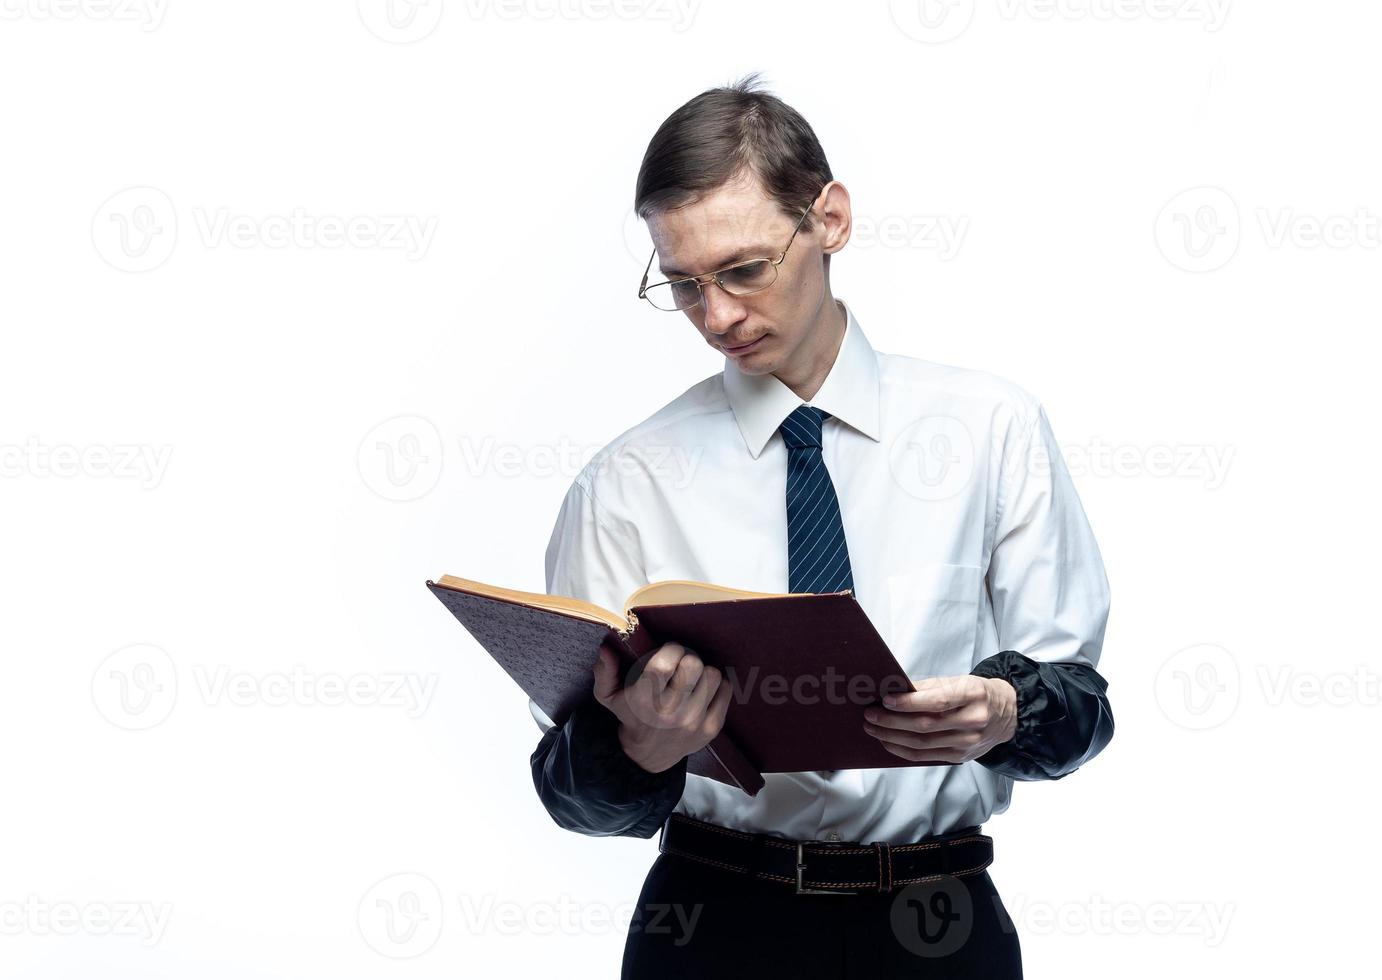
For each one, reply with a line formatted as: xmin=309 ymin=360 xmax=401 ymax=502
xmin=700 ymin=283 xmax=743 ymax=335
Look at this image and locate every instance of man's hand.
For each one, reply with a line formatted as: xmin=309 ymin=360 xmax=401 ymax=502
xmin=861 ymin=674 xmax=1018 ymax=764
xmin=592 ymin=640 xmax=732 ymax=775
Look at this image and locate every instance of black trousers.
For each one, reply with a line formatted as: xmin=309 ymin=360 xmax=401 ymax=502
xmin=621 ymin=848 xmax=1023 ymax=978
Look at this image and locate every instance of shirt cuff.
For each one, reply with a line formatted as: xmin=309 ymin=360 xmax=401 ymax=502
xmin=570 ymin=698 xmax=689 ymax=801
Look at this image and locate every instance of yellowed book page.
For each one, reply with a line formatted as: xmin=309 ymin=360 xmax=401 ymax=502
xmin=623 ymin=579 xmax=793 ymax=614
xmin=435 ymin=575 xmax=626 ymax=631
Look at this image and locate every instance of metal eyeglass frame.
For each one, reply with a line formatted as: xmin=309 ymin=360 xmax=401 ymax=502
xmin=637 ymin=202 xmax=816 ymax=312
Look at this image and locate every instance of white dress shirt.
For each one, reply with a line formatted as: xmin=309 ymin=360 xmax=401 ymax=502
xmin=530 ymin=297 xmax=1110 ymax=845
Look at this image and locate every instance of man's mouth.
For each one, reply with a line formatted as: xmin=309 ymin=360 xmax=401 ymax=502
xmin=723 ymin=336 xmax=766 ymax=355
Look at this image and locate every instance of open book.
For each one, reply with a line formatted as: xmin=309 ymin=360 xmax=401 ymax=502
xmin=427 ymin=574 xmax=930 ymax=797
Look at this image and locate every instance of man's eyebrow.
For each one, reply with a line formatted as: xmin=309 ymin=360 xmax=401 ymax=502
xmin=660 ymin=244 xmax=772 ymax=279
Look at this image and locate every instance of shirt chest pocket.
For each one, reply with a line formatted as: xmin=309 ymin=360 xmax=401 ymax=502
xmin=884 ymin=563 xmax=984 ymax=675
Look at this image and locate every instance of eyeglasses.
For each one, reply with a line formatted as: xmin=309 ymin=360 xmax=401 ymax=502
xmin=637 ymin=203 xmax=816 ymax=312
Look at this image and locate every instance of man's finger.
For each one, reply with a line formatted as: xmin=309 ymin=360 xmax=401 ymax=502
xmin=884 ymin=675 xmax=979 ymax=713
xmin=877 ymin=741 xmax=968 ymax=764
xmin=864 ymin=703 xmax=974 ymax=734
xmin=863 ymin=721 xmax=977 ymax=752
xmin=592 ymin=645 xmax=621 ymax=705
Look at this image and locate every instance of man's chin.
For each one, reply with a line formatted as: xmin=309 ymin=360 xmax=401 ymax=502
xmin=734 ymin=358 xmax=776 ymax=376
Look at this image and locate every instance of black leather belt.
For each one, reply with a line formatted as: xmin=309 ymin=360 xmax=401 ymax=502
xmin=657 ymin=812 xmax=994 ymax=895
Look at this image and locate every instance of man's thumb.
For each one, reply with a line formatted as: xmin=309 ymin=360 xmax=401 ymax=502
xmin=591 ymin=645 xmax=620 ymax=705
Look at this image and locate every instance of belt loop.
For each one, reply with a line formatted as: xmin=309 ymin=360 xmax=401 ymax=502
xmin=658 ymin=817 xmax=668 ymax=855
xmin=747 ymin=828 xmax=765 ymax=882
xmin=876 ymin=842 xmax=892 ymax=894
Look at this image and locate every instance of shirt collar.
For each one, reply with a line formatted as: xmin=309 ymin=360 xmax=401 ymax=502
xmin=723 ymin=297 xmax=882 ymax=460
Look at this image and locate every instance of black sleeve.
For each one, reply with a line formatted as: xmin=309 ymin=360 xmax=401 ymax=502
xmin=969 ymin=649 xmax=1114 ymax=781
xmin=530 ymin=698 xmax=687 ymax=838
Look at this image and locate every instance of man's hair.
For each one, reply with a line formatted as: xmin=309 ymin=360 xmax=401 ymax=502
xmin=634 ymin=73 xmax=834 ymax=236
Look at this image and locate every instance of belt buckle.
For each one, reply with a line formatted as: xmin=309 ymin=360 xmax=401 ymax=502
xmin=795 ymin=839 xmax=858 ymax=895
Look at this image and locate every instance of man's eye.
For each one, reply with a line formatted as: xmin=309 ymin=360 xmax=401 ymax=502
xmin=721 ymin=260 xmax=773 ymax=287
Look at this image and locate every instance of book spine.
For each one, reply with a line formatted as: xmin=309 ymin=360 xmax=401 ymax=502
xmin=698 ymin=734 xmax=766 ymax=797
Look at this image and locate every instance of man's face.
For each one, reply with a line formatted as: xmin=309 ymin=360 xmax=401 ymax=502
xmin=645 ymin=171 xmax=829 ymax=377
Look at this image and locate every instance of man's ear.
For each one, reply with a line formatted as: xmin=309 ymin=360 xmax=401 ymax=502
xmin=816 ymin=180 xmax=852 ymax=258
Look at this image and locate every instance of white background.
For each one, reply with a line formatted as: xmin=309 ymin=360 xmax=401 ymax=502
xmin=2 ymin=1 xmax=1379 ymax=976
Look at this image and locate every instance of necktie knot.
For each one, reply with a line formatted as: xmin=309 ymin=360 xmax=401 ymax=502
xmin=779 ymin=405 xmax=830 ymax=451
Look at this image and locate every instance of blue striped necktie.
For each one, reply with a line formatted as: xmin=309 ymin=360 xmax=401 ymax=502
xmin=780 ymin=405 xmax=855 ymax=596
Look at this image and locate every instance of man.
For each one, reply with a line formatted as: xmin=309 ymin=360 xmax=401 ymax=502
xmin=528 ymin=74 xmax=1113 ymax=978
